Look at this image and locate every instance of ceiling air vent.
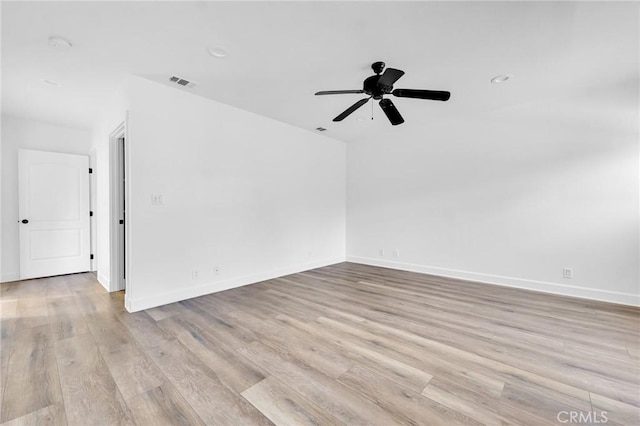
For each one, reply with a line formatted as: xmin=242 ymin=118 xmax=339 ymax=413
xmin=169 ymin=76 xmax=197 ymax=88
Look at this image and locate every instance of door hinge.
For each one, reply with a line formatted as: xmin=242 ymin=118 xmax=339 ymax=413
xmin=90 ymin=254 xmax=94 ymax=260
xmin=89 ymin=168 xmax=93 ymax=174
xmin=90 ymin=211 xmax=93 ymax=217
xmin=119 ymin=219 xmax=124 ymax=225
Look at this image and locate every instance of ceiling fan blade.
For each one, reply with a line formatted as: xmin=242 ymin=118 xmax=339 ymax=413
xmin=377 ymin=68 xmax=405 ymax=88
xmin=333 ymin=97 xmax=371 ymax=121
xmin=392 ymin=89 xmax=451 ymax=101
xmin=379 ymin=99 xmax=404 ymax=125
xmin=315 ymin=90 xmax=365 ymax=95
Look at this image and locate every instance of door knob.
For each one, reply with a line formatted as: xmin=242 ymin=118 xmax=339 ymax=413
xmin=21 ymin=219 xmax=29 ymax=224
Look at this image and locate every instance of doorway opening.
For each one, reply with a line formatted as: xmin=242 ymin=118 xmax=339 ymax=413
xmin=109 ymin=124 xmax=127 ymax=294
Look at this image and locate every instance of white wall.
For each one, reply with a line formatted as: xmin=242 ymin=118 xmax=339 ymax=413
xmin=122 ymin=77 xmax=345 ymax=311
xmin=347 ymin=89 xmax=640 ymax=305
xmin=1 ymin=115 xmax=92 ymax=282
xmin=91 ymin=85 xmax=129 ymax=292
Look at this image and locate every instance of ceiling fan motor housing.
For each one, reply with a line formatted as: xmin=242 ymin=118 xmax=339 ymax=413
xmin=363 ymin=75 xmax=389 ymax=99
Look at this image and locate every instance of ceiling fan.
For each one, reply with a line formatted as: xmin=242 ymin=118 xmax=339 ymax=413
xmin=315 ymin=61 xmax=451 ymax=125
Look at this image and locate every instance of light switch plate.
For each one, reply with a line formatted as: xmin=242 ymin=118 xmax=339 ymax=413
xmin=151 ymin=194 xmax=164 ymax=205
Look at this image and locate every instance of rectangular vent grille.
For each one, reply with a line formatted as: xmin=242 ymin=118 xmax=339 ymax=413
xmin=169 ymin=76 xmax=197 ymax=88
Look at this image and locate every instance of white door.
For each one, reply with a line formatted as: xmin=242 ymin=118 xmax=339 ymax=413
xmin=19 ymin=149 xmax=91 ymax=279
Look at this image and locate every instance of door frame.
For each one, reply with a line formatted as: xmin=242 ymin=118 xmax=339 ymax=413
xmin=90 ymin=147 xmax=97 ymax=272
xmin=109 ymin=123 xmax=128 ymax=296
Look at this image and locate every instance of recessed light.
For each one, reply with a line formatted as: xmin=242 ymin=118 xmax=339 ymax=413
xmin=42 ymin=79 xmax=61 ymax=87
xmin=207 ymin=47 xmax=228 ymax=58
xmin=48 ymin=36 xmax=72 ymax=50
xmin=491 ymin=74 xmax=512 ymax=84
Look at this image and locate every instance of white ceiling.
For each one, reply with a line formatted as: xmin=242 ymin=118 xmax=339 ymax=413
xmin=2 ymin=1 xmax=638 ymax=142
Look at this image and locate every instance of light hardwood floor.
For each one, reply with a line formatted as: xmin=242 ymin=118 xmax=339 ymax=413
xmin=1 ymin=263 xmax=638 ymax=425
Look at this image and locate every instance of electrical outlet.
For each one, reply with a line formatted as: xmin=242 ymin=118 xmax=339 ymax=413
xmin=563 ymin=268 xmax=573 ymax=279
xmin=378 ymin=248 xmax=385 ymax=256
xmin=393 ymin=249 xmax=400 ymax=258
xmin=192 ymin=270 xmax=199 ymax=280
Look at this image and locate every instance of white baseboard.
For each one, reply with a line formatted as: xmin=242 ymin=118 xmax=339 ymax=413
xmin=1 ymin=272 xmax=20 ymax=283
xmin=347 ymin=256 xmax=640 ymax=307
xmin=126 ymin=257 xmax=346 ymax=313
xmin=97 ymin=272 xmax=111 ymax=292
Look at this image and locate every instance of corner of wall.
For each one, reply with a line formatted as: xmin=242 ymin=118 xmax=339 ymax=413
xmin=97 ymin=272 xmax=110 ymax=292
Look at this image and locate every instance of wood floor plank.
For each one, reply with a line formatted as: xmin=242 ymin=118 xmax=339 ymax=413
xmin=223 ymin=309 xmax=354 ymax=379
xmin=499 ymin=382 xmax=591 ymax=425
xmin=148 ymin=339 xmax=273 ymax=425
xmin=319 ymin=311 xmax=601 ymax=403
xmin=266 ymin=286 xmax=368 ymax=324
xmin=174 ymin=299 xmax=260 ymax=349
xmin=274 ymin=314 xmax=434 ymax=393
xmin=590 ymin=392 xmax=640 ymax=425
xmin=422 ymin=377 xmax=520 ymax=426
xmin=0 ymin=300 xmax=17 ymax=320
xmin=126 ymin=382 xmax=205 ymax=426
xmin=85 ymin=307 xmax=166 ymax=401
xmin=241 ymin=376 xmax=344 ymax=426
xmin=0 ymin=320 xmax=14 ymax=415
xmin=117 ymin=311 xmax=177 ymax=352
xmin=0 ymin=325 xmax=62 ymax=423
xmin=237 ymin=340 xmax=402 ymax=426
xmin=145 ymin=303 xmax=183 ymax=322
xmin=99 ymin=341 xmax=166 ymax=401
xmin=0 ymin=300 xmax=19 ymax=399
xmin=0 ymin=279 xmax=45 ymax=301
xmin=15 ymin=297 xmax=48 ymax=330
xmin=71 ymin=290 xmax=118 ymax=324
xmin=337 ymin=363 xmax=481 ymax=425
xmin=313 ymin=299 xmax=625 ymax=406
xmin=156 ymin=314 xmax=267 ymax=393
xmin=54 ymin=333 xmax=133 ymax=426
xmin=47 ymin=297 xmax=89 ymax=341
xmin=0 ymin=402 xmax=67 ymax=426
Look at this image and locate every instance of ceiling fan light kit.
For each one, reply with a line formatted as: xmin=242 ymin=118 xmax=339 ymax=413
xmin=315 ymin=61 xmax=451 ymax=125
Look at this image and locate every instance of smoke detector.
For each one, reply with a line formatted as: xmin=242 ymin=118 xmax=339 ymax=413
xmin=169 ymin=76 xmax=197 ymax=88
